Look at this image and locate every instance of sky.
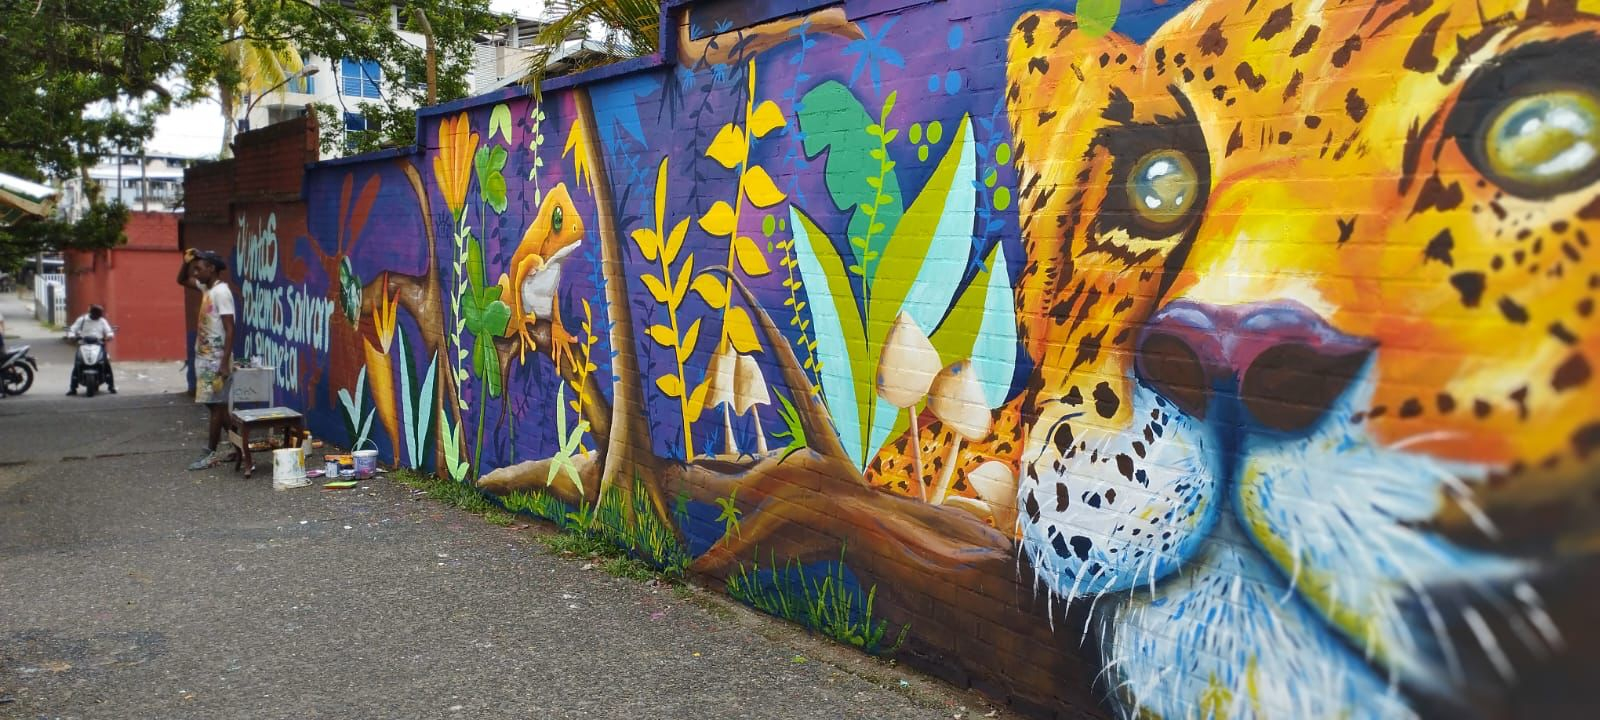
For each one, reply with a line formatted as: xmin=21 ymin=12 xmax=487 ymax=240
xmin=146 ymin=0 xmax=549 ymax=157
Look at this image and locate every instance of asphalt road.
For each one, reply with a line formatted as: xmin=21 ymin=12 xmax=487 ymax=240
xmin=0 ymin=295 xmax=1001 ymax=720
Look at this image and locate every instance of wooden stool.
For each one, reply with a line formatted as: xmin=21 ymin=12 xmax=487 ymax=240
xmin=228 ymin=407 xmax=306 ymax=478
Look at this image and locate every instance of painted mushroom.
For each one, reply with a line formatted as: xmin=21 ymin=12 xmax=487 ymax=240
xmin=705 ymin=345 xmax=739 ymax=455
xmin=964 ymin=460 xmax=1020 ymax=532
xmin=875 ymin=311 xmax=942 ymax=499
xmin=734 ymin=353 xmax=772 ymax=454
xmin=925 ymin=360 xmax=993 ymax=505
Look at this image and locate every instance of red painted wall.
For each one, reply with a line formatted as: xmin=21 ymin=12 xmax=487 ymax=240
xmin=64 ymin=211 xmax=185 ymax=361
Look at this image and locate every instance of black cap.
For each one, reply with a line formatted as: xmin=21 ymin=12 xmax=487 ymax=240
xmin=194 ymin=250 xmax=228 ymax=272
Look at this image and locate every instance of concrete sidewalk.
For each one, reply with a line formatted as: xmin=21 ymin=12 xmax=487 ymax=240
xmin=0 ymin=295 xmax=997 ymax=719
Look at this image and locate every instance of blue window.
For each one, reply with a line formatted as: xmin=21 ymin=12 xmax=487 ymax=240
xmin=287 ymin=74 xmax=314 ymax=94
xmin=344 ymin=113 xmax=369 ymax=153
xmin=340 ymin=58 xmax=381 ymax=99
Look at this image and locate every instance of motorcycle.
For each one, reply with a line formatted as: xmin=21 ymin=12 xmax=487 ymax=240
xmin=1 ymin=342 xmax=37 ymax=396
xmin=72 ymin=336 xmax=111 ymax=397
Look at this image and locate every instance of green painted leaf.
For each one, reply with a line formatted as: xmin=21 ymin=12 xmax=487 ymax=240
xmin=473 ymin=146 xmax=509 ymax=214
xmin=797 ymin=81 xmax=903 ymax=276
xmin=1077 ymin=0 xmax=1121 ymax=37
xmin=489 ymin=104 xmax=514 ymax=144
xmin=484 ymin=172 xmax=508 ymax=214
xmin=479 ymin=298 xmax=511 ymax=338
xmin=864 ymin=114 xmax=978 ymax=459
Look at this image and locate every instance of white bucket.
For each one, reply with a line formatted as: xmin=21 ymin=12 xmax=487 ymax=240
xmin=352 ymin=448 xmax=379 ymax=479
xmin=273 ymin=447 xmax=311 ymax=490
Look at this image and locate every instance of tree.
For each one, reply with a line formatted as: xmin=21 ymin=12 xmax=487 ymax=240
xmin=0 ymin=0 xmax=499 ymax=264
xmin=521 ymin=0 xmax=661 ymax=94
xmin=215 ymin=1 xmax=304 ymax=158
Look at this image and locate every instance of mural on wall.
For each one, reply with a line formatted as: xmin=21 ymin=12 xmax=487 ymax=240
xmin=248 ymin=0 xmax=1600 ymax=717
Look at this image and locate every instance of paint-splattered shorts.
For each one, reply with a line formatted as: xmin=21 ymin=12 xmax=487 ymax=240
xmin=195 ymin=358 xmax=227 ymax=405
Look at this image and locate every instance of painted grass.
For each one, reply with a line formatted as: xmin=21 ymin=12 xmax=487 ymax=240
xmin=726 ymin=546 xmax=908 ymax=654
xmin=496 ymin=474 xmax=691 ymax=579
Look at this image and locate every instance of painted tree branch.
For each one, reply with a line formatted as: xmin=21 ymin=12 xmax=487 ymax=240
xmin=676 ymin=7 xmax=865 ymax=69
xmin=568 ymin=87 xmax=673 ymax=532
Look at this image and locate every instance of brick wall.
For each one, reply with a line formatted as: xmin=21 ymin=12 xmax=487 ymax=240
xmin=178 ymin=115 xmax=320 ymax=389
xmin=221 ymin=2 xmax=1600 ymax=717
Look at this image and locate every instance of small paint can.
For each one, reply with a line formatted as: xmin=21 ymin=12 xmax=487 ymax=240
xmin=325 ymin=459 xmax=339 ymax=478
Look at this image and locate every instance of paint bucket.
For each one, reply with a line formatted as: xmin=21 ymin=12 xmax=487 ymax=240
xmin=273 ymin=447 xmax=310 ymax=490
xmin=352 ymin=441 xmax=379 ymax=479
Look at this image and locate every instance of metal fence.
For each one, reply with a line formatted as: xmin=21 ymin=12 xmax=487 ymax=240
xmin=33 ymin=273 xmax=65 ymax=326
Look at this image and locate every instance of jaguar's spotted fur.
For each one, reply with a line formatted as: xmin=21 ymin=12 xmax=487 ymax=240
xmin=993 ymin=1 xmax=1599 ymax=717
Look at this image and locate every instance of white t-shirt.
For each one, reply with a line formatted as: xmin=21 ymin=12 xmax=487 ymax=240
xmin=69 ymin=315 xmax=115 ymax=340
xmin=195 ymin=282 xmax=236 ymax=368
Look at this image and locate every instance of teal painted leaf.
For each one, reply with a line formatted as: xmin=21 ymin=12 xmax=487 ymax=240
xmin=865 ymin=114 xmax=978 ymax=460
xmin=1077 ymin=0 xmax=1121 ymax=37
xmin=928 ymin=242 xmax=1017 ymax=409
xmin=489 ymin=104 xmax=514 ymax=144
xmin=397 ymin=329 xmax=418 ymax=465
xmin=339 ymin=257 xmax=362 ymax=323
xmin=797 ymin=81 xmax=903 ymax=275
xmin=971 ymin=242 xmax=1018 ymax=408
xmin=789 ymin=206 xmax=868 ymax=469
xmin=416 ymin=349 xmax=438 ymax=465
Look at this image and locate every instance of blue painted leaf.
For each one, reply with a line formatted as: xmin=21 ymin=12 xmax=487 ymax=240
xmin=790 ymin=206 xmax=868 ymax=469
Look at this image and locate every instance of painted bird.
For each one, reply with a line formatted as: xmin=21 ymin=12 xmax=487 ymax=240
xmin=497 ymin=183 xmax=585 ymax=367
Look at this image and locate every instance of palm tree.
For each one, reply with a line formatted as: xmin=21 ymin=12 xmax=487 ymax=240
xmin=216 ymin=2 xmax=302 ymax=158
xmin=521 ymin=0 xmax=660 ymax=93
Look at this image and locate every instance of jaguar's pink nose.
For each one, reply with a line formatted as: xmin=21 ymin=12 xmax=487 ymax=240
xmin=1135 ymin=300 xmax=1375 ymax=432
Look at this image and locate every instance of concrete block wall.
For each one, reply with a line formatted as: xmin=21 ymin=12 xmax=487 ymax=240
xmin=209 ymin=1 xmax=1600 ymax=717
xmin=65 ymin=212 xmax=186 ymax=361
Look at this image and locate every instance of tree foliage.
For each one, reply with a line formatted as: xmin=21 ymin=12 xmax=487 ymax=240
xmin=522 ymin=0 xmax=661 ymax=95
xmin=0 ymin=0 xmax=499 ymax=260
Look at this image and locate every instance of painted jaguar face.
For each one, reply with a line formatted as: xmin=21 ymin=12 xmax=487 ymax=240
xmin=1006 ymin=1 xmax=1599 ymax=717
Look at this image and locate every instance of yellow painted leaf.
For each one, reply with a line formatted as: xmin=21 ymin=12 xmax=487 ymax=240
xmin=652 ymin=156 xmax=669 ymax=230
xmin=684 ymin=379 xmax=711 ymax=423
xmin=647 ymin=324 xmax=677 ymax=348
xmin=665 ymin=215 xmax=690 ymax=264
xmin=733 ymin=235 xmax=772 ymax=277
xmin=707 ymin=124 xmax=747 ymax=170
xmin=726 ymin=306 xmax=761 ymax=353
xmin=672 ymin=251 xmax=695 ymax=307
xmin=680 ymin=319 xmax=702 ymax=364
xmin=742 ymin=165 xmax=786 ymax=208
xmin=749 ymin=100 xmax=787 ymax=139
xmin=698 ymin=200 xmax=736 ymax=238
xmin=630 ymin=228 xmax=660 ymax=262
xmin=656 ymin=374 xmax=683 ymax=398
xmin=640 ymin=273 xmax=671 ymax=303
xmin=691 ymin=274 xmax=729 ymax=309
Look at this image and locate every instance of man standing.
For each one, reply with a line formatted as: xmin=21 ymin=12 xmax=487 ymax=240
xmin=185 ymin=251 xmax=237 ymax=471
xmin=66 ymin=304 xmax=117 ymax=395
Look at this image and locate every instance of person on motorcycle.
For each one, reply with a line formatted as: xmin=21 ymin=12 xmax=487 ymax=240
xmin=67 ymin=304 xmax=117 ymax=395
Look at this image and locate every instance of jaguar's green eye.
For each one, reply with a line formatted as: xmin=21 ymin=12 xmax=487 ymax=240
xmin=1483 ymin=87 xmax=1600 ymax=196
xmin=1127 ymin=149 xmax=1199 ymax=228
xmin=552 ymin=205 xmax=564 ymax=233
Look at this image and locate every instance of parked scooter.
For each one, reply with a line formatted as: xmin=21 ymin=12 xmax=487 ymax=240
xmin=71 ymin=336 xmax=112 ymax=397
xmin=1 ymin=342 xmax=37 ymax=396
